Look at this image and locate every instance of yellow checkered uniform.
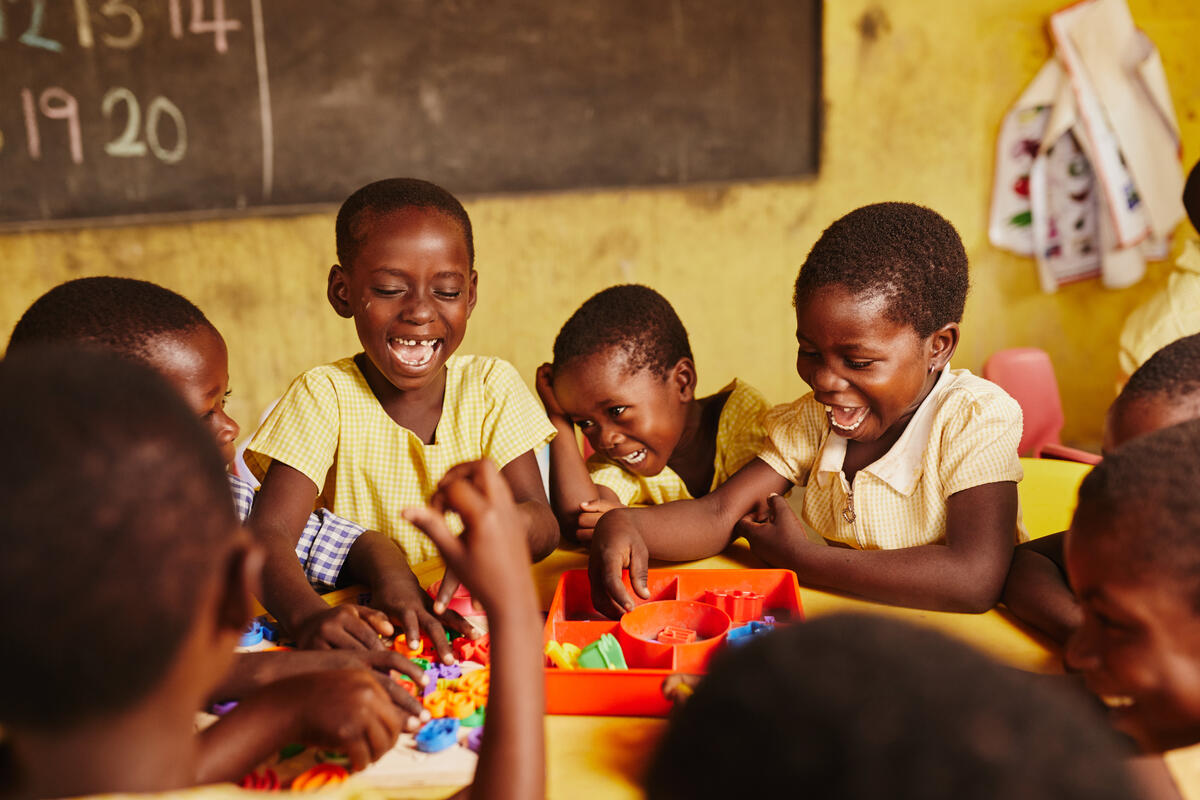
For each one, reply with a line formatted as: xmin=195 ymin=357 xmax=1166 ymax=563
xmin=246 ymin=354 xmax=555 ymax=564
xmin=587 ymin=379 xmax=770 ymax=504
xmin=1119 ymin=239 xmax=1200 ymax=379
xmin=1165 ymin=742 xmax=1200 ymax=800
xmin=757 ymin=368 xmax=1026 ymax=549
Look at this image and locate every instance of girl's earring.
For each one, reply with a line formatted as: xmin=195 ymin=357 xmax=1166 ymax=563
xmin=928 ymin=363 xmax=936 ymax=374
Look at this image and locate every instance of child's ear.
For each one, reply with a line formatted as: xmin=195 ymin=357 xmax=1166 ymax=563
xmin=927 ymin=323 xmax=960 ymax=372
xmin=327 ymin=265 xmax=354 ymax=319
xmin=669 ymin=357 xmax=697 ymax=402
xmin=216 ymin=529 xmax=265 ymax=635
xmin=466 ymin=269 xmax=478 ymax=318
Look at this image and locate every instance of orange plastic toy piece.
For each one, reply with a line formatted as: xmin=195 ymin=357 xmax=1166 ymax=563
xmin=423 ymin=689 xmax=448 ymax=717
xmin=453 ymin=633 xmax=491 ymax=665
xmin=706 ymin=589 xmax=764 ymax=623
xmin=447 ymin=693 xmax=476 ymax=719
xmin=290 ymin=764 xmax=348 ymax=792
xmin=239 ymin=768 xmax=279 ymax=790
xmin=656 ymin=625 xmax=697 ymax=645
xmin=392 ymin=632 xmax=436 ymax=658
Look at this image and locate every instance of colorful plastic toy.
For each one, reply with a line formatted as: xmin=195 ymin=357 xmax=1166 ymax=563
xmin=466 ymin=726 xmax=484 ymax=752
xmin=255 ymin=616 xmax=282 ymax=642
xmin=239 ymin=768 xmax=279 ymax=790
xmin=543 ymin=569 xmax=804 ymax=716
xmin=727 ymin=620 xmax=775 ymax=647
xmin=239 ymin=620 xmax=264 ymax=647
xmin=544 ymin=640 xmax=582 ymax=669
xmin=656 ymin=625 xmax=697 ymax=645
xmin=577 ymin=633 xmax=628 ymax=670
xmin=453 ymin=633 xmax=491 ymax=665
xmin=415 ymin=718 xmax=460 ymax=753
xmin=706 ymin=589 xmax=764 ymax=623
xmin=290 ymin=763 xmax=348 ymax=791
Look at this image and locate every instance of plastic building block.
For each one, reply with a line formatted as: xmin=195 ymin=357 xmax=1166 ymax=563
xmin=706 ymin=589 xmax=764 ymax=622
xmin=424 ymin=689 xmax=448 ymax=717
xmin=430 ymin=662 xmax=462 ymax=680
xmin=727 ymin=620 xmax=775 ymax=647
xmin=656 ymin=625 xmax=697 ymax=645
xmin=411 ymin=657 xmax=432 ymax=671
xmin=447 ymin=693 xmax=476 ymax=719
xmin=290 ymin=764 xmax=348 ymax=791
xmin=545 ymin=640 xmax=582 ymax=669
xmin=394 ymin=632 xmax=437 ymax=658
xmin=239 ymin=768 xmax=279 ymax=790
xmin=239 ymin=620 xmax=263 ymax=647
xmin=577 ymin=633 xmax=628 ymax=670
xmin=466 ymin=726 xmax=484 ymax=752
xmin=254 ymin=616 xmax=282 ymax=642
xmin=316 ymin=750 xmax=349 ymax=766
xmin=453 ymin=633 xmax=492 ymax=665
xmin=415 ymin=718 xmax=460 ymax=753
xmin=210 ymin=700 xmax=238 ymax=716
xmin=461 ymin=706 xmax=486 ymax=727
xmin=278 ymin=743 xmax=306 ymax=760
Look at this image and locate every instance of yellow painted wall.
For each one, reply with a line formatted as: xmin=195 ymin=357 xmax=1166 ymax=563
xmin=1 ymin=0 xmax=1197 ymax=451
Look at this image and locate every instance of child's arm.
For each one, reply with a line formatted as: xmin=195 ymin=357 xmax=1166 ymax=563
xmin=535 ymin=364 xmax=626 ymax=541
xmin=196 ymin=668 xmax=418 ymax=783
xmin=404 ymin=459 xmax=545 ymax=800
xmin=588 ymin=459 xmax=793 ymax=617
xmin=1001 ymin=532 xmax=1081 ymax=644
xmin=738 ymin=481 xmax=1018 ymax=613
xmin=248 ymin=461 xmax=396 ymax=649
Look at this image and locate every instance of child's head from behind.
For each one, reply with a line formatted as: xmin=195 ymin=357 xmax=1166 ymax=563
xmin=646 ymin=613 xmax=1134 ymax=800
xmin=1107 ymin=333 xmax=1200 ymax=453
xmin=1066 ymin=419 xmax=1200 ymax=752
xmin=793 ymin=203 xmax=967 ymax=442
xmin=1184 ymin=158 xmax=1199 ymax=233
xmin=330 ymin=178 xmax=477 ymax=396
xmin=7 ymin=276 xmax=239 ymax=463
xmin=0 ymin=347 xmax=249 ymax=737
xmin=550 ymin=285 xmax=695 ymax=476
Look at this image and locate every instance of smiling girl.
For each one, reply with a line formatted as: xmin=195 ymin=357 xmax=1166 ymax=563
xmin=589 ymin=203 xmax=1024 ymax=617
xmin=245 ymin=179 xmax=558 ymax=636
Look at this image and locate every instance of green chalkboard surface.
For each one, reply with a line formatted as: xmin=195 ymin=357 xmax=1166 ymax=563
xmin=0 ymin=0 xmax=821 ymax=228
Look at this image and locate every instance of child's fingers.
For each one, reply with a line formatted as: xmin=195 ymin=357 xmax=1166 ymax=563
xmin=628 ymin=539 xmax=651 ymax=600
xmin=768 ymin=493 xmax=798 ymax=523
xmin=434 ymin=605 xmax=480 ymax=640
xmin=366 ymin=649 xmax=427 ymax=685
xmin=589 ymin=547 xmax=636 ymax=618
xmin=399 ymin=609 xmax=422 ymax=654
xmin=372 ymin=671 xmax=427 ymax=720
xmin=574 ymin=525 xmax=596 ymax=543
xmin=434 ymin=570 xmax=461 ymax=615
xmin=577 ymin=510 xmax=605 ymax=529
xmin=358 ymin=606 xmax=395 ymax=639
xmin=344 ymin=737 xmax=372 ymax=773
xmin=423 ymin=615 xmax=456 ymax=664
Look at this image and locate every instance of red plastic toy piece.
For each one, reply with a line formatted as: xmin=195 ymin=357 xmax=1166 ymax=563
xmin=290 ymin=763 xmax=348 ymax=792
xmin=453 ymin=633 xmax=491 ymax=665
xmin=656 ymin=625 xmax=697 ymax=644
xmin=706 ymin=589 xmax=764 ymax=622
xmin=239 ymin=768 xmax=280 ymax=791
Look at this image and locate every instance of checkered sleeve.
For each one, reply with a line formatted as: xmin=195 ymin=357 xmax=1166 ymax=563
xmin=586 ymin=454 xmax=642 ymax=504
xmin=757 ymin=397 xmax=823 ymax=486
xmin=297 ymin=508 xmax=366 ymax=590
xmin=244 ymin=369 xmax=340 ymax=489
xmin=227 ymin=474 xmax=256 ymax=522
xmin=479 ymin=358 xmax=557 ymax=469
xmin=937 ymin=384 xmax=1025 ymax=497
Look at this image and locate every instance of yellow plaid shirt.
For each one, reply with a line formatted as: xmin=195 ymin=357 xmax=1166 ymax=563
xmin=1119 ymin=240 xmax=1200 ymax=379
xmin=246 ymin=354 xmax=556 ymax=563
xmin=586 ymin=379 xmax=770 ymax=504
xmin=1165 ymin=742 xmax=1200 ymax=800
xmin=757 ymin=368 xmax=1026 ymax=549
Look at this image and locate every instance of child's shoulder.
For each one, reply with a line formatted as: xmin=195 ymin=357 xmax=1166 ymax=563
xmin=936 ymin=369 xmax=1022 ymax=422
xmin=445 ymin=353 xmax=527 ymax=395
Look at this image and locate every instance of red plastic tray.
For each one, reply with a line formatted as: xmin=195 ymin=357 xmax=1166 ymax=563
xmin=543 ymin=569 xmax=804 ymax=716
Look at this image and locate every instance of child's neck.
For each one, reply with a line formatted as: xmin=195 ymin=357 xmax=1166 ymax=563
xmin=667 ymin=388 xmax=732 ymax=498
xmin=842 ymin=370 xmax=943 ymax=482
xmin=355 ymin=353 xmax=447 ymax=444
xmin=6 ymin=690 xmax=200 ymax=799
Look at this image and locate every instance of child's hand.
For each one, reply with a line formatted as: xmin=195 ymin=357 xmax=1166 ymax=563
xmin=291 ymin=604 xmax=394 ymax=651
xmin=587 ymin=519 xmax=652 ymax=618
xmin=370 ymin=570 xmax=476 ymax=666
xmin=403 ymin=459 xmax=536 ymax=615
xmin=574 ymin=497 xmax=623 ymax=542
xmin=535 ymin=363 xmax=570 ymax=425
xmin=735 ymin=494 xmax=806 ymax=565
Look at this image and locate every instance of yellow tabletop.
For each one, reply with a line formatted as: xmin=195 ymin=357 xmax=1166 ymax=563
xmin=334 ymin=457 xmax=1093 ymax=799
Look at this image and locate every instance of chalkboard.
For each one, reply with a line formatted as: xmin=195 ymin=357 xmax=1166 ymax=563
xmin=0 ymin=0 xmax=821 ymax=229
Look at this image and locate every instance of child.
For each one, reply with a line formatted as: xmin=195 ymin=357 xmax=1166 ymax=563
xmin=1003 ymin=333 xmax=1200 ymax=644
xmin=244 ymin=178 xmax=558 ymax=619
xmin=0 ymin=347 xmax=544 ymax=799
xmin=590 ymin=202 xmax=1024 ymax=617
xmin=535 ymin=284 xmax=769 ymax=541
xmin=7 ymin=276 xmax=467 ymax=661
xmin=1063 ymin=419 xmax=1200 ymax=798
xmin=646 ymin=614 xmax=1137 ymax=800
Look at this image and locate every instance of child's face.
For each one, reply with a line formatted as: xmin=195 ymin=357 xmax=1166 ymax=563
xmin=144 ymin=326 xmax=240 ymax=465
xmin=551 ymin=346 xmax=693 ymax=476
xmin=329 ymin=207 xmax=476 ymax=395
xmin=1065 ymin=529 xmax=1200 ymax=751
xmin=793 ymin=285 xmax=953 ymax=442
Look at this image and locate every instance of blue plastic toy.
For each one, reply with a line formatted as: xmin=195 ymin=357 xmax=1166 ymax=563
xmin=727 ymin=620 xmax=775 ymax=647
xmin=416 ymin=718 xmax=460 ymax=753
xmin=238 ymin=620 xmax=263 ymax=647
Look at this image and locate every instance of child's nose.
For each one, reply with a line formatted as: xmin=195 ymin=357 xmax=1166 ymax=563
xmin=1063 ymin=622 xmax=1100 ymax=673
xmin=810 ymin=363 xmax=848 ymax=394
xmin=400 ymin=293 xmax=437 ymax=325
xmin=218 ymin=411 xmax=240 ymax=445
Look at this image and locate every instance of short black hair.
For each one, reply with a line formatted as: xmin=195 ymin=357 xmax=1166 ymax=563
xmin=794 ymin=202 xmax=969 ymax=338
xmin=0 ymin=347 xmax=237 ymax=731
xmin=1072 ymin=419 xmax=1200 ymax=606
xmin=335 ymin=178 xmax=475 ymax=268
xmin=646 ymin=614 xmax=1135 ymax=800
xmin=1185 ymin=159 xmax=1200 ymax=233
xmin=551 ymin=284 xmax=693 ymax=379
xmin=1119 ymin=333 xmax=1200 ymax=405
xmin=8 ymin=277 xmax=214 ymax=359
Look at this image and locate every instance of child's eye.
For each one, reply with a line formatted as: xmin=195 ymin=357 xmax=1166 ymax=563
xmin=607 ymin=406 xmax=627 ymax=418
xmin=798 ymin=349 xmax=820 ymax=360
xmin=574 ymin=419 xmax=594 ymax=431
xmin=373 ymin=286 xmax=404 ymax=297
xmin=844 ymin=359 xmax=873 ymax=370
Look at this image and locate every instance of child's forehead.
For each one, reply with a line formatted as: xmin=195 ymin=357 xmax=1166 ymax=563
xmin=794 ymin=286 xmax=919 ymax=342
xmin=350 ymin=206 xmax=469 ymax=258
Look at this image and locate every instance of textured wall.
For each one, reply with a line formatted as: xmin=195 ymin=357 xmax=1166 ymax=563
xmin=2 ymin=0 xmax=1197 ymax=450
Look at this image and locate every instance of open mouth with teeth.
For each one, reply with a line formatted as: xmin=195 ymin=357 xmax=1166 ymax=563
xmin=388 ymin=337 xmax=442 ymax=369
xmin=1101 ymin=695 xmax=1135 ymax=709
xmin=613 ymin=449 xmax=648 ymax=468
xmin=825 ymin=405 xmax=869 ymax=433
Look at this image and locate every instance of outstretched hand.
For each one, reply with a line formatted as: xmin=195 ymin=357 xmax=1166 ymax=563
xmin=587 ymin=515 xmax=651 ymax=619
xmin=290 ymin=603 xmax=393 ymax=651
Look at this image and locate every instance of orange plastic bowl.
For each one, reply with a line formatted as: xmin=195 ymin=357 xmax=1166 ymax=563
xmin=618 ymin=600 xmax=730 ymax=672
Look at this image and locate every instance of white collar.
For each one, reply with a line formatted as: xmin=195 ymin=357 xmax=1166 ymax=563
xmin=814 ymin=367 xmax=956 ymax=495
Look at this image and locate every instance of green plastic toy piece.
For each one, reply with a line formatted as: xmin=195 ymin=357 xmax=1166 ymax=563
xmin=412 ymin=657 xmax=432 ymax=671
xmin=461 ymin=706 xmax=486 ymax=727
xmin=278 ymin=742 xmax=306 ymax=760
xmin=576 ymin=633 xmax=628 ymax=670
